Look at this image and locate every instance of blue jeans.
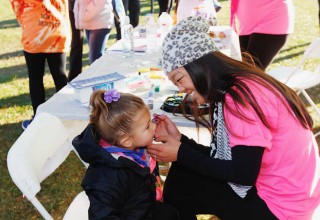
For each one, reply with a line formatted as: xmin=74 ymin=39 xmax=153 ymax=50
xmin=85 ymin=28 xmax=111 ymax=64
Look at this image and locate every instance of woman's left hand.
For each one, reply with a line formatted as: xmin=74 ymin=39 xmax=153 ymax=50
xmin=147 ymin=135 xmax=181 ymax=162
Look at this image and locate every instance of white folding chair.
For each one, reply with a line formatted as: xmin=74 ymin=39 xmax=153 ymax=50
xmin=7 ymin=112 xmax=89 ymax=220
xmin=63 ymin=191 xmax=90 ymax=220
xmin=267 ymin=37 xmax=320 ymax=137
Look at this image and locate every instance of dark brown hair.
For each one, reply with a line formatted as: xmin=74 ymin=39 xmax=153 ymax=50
xmin=183 ymin=51 xmax=313 ymax=134
xmin=89 ymin=90 xmax=147 ymax=146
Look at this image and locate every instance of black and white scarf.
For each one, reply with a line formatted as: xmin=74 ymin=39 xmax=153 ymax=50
xmin=210 ymin=102 xmax=252 ymax=198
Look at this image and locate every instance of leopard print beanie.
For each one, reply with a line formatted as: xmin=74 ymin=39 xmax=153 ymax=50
xmin=162 ymin=15 xmax=219 ymax=74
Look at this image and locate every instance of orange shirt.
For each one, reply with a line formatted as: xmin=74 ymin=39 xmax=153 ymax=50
xmin=10 ymin=0 xmax=70 ymax=53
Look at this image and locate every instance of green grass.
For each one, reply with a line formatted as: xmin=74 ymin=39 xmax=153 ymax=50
xmin=1 ymin=0 xmax=320 ymax=219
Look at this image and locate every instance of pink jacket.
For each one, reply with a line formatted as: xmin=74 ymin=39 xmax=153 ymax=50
xmin=74 ymin=0 xmax=114 ymax=30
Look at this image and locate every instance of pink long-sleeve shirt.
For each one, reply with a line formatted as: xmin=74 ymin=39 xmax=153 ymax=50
xmin=230 ymin=0 xmax=294 ymax=35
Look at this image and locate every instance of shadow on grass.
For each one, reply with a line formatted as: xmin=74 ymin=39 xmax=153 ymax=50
xmin=273 ymin=51 xmax=304 ymax=63
xmin=301 ymin=87 xmax=320 ymax=107
xmin=0 ymin=19 xmax=19 ymax=29
xmin=279 ymin=42 xmax=310 ymax=54
xmin=272 ymin=42 xmax=310 ymax=64
xmin=0 ymin=92 xmax=30 ymax=109
xmin=0 ymin=52 xmax=90 ymax=84
xmin=141 ymin=1 xmax=157 ymax=14
xmin=0 ymin=87 xmax=56 ymax=109
xmin=0 ymin=64 xmax=28 ymax=82
xmin=0 ymin=50 xmax=24 ymax=60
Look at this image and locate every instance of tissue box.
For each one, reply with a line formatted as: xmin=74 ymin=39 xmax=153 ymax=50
xmin=69 ymin=72 xmax=126 ymax=105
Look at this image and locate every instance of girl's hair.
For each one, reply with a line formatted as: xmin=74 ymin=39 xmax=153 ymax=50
xmin=89 ymin=90 xmax=147 ymax=146
xmin=183 ymin=51 xmax=313 ymax=133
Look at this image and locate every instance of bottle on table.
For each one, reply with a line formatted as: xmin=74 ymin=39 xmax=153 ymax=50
xmin=146 ymin=15 xmax=158 ymax=53
xmin=121 ymin=16 xmax=134 ymax=57
xmin=158 ymin=12 xmax=173 ymax=39
xmin=147 ymin=83 xmax=155 ymax=110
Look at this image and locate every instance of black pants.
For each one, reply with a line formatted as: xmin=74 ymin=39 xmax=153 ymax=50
xmin=163 ymin=163 xmax=278 ymax=220
xmin=318 ymin=0 xmax=320 ymax=29
xmin=23 ymin=51 xmax=67 ymax=115
xmin=68 ymin=1 xmax=84 ymax=82
xmin=151 ymin=201 xmax=180 ymax=220
xmin=157 ymin=0 xmax=174 ymax=16
xmin=239 ymin=33 xmax=289 ymax=70
xmin=114 ymin=0 xmax=140 ymax=40
xmin=113 ymin=0 xmax=122 ymax=40
xmin=123 ymin=0 xmax=140 ymax=27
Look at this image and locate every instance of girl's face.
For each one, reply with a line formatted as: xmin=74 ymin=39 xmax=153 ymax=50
xmin=130 ymin=107 xmax=156 ymax=148
xmin=167 ymin=67 xmax=207 ymax=104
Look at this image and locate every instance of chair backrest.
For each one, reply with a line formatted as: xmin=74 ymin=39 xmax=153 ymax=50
xmin=298 ymin=37 xmax=320 ymax=68
xmin=7 ymin=112 xmax=73 ymax=220
xmin=282 ymin=37 xmax=320 ymax=84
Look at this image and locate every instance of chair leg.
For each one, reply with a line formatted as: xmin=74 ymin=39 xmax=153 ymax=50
xmin=301 ymin=90 xmax=320 ymax=117
xmin=30 ymin=197 xmax=54 ymax=220
xmin=301 ymin=90 xmax=320 ymax=137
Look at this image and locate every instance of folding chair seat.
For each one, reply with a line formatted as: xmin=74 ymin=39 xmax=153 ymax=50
xmin=267 ymin=37 xmax=320 ymax=136
xmin=63 ymin=191 xmax=90 ymax=220
xmin=7 ymin=112 xmax=89 ymax=220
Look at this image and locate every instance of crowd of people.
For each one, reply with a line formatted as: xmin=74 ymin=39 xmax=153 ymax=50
xmin=10 ymin=0 xmax=175 ymax=129
xmin=10 ymin=0 xmax=320 ymax=219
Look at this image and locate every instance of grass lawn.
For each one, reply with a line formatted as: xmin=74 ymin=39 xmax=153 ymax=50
xmin=1 ymin=0 xmax=320 ymax=219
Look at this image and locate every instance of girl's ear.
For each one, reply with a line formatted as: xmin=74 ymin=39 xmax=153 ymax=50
xmin=119 ymin=136 xmax=133 ymax=149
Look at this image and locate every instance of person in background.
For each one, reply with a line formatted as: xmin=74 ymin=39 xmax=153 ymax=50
xmin=147 ymin=16 xmax=320 ymax=219
xmin=157 ymin=0 xmax=174 ymax=17
xmin=10 ymin=0 xmax=70 ymax=130
xmin=175 ymin=0 xmax=217 ymax=24
xmin=318 ymin=0 xmax=320 ymax=31
xmin=212 ymin=0 xmax=221 ymax=12
xmin=113 ymin=0 xmax=122 ymax=40
xmin=72 ymin=89 xmax=180 ymax=219
xmin=114 ymin=0 xmax=140 ymax=40
xmin=74 ymin=0 xmax=113 ymax=64
xmin=122 ymin=0 xmax=140 ymax=28
xmin=230 ymin=0 xmax=294 ymax=70
xmin=68 ymin=0 xmax=84 ymax=82
xmin=112 ymin=0 xmax=126 ymax=41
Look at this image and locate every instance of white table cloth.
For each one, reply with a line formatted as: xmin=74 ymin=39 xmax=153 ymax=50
xmin=36 ymin=28 xmax=241 ymax=143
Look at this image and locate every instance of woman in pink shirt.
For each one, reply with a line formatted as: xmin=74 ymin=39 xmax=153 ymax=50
xmin=230 ymin=0 xmax=294 ymax=70
xmin=148 ymin=16 xmax=320 ymax=219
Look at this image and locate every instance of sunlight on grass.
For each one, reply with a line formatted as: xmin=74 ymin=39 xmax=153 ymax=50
xmin=1 ymin=78 xmax=28 ymax=95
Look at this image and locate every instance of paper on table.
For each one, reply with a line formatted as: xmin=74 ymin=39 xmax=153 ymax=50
xmin=108 ymin=39 xmax=147 ymax=53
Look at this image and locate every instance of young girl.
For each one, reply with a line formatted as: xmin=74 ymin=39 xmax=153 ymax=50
xmin=72 ymin=89 xmax=179 ymax=220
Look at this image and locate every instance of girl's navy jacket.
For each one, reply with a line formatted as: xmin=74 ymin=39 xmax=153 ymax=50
xmin=72 ymin=124 xmax=158 ymax=220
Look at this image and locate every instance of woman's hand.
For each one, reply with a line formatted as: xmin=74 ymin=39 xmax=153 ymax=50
xmin=153 ymin=114 xmax=181 ymax=142
xmin=147 ymin=135 xmax=181 ymax=162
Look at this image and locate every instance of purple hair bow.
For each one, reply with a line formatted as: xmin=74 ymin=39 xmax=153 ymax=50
xmin=104 ymin=89 xmax=121 ymax=103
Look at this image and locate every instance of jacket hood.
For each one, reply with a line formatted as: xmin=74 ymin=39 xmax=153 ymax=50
xmin=72 ymin=124 xmax=150 ymax=177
